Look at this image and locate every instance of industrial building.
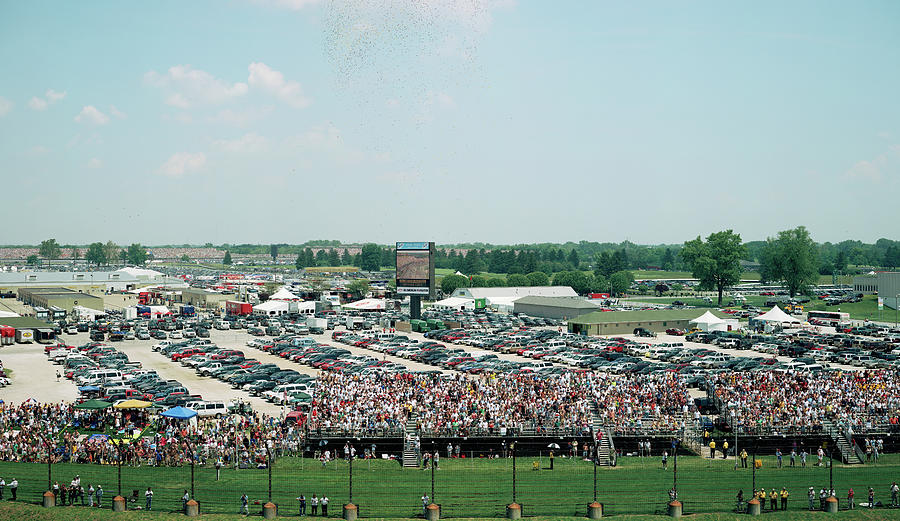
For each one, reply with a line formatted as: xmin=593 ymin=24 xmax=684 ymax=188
xmin=512 ymin=296 xmax=600 ymax=320
xmin=17 ymin=287 xmax=104 ymax=312
xmin=0 ymin=270 xmax=140 ymax=293
xmin=853 ymin=274 xmax=878 ymax=294
xmin=567 ymin=309 xmax=732 ymax=336
xmin=181 ymin=287 xmax=236 ymax=309
xmin=878 ymin=272 xmax=900 ymax=309
xmin=451 ymin=286 xmax=577 ymax=312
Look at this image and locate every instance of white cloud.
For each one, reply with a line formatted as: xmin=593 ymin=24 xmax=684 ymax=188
xmin=145 ymin=65 xmax=248 ymax=108
xmin=110 ymin=105 xmax=126 ymax=119
xmin=74 ymin=105 xmax=110 ymax=125
xmin=87 ymin=158 xmax=103 ymax=169
xmin=0 ymin=96 xmax=11 ymax=117
xmin=209 ymin=106 xmax=273 ymax=127
xmin=846 ymin=145 xmax=900 ymax=182
xmin=212 ymin=133 xmax=269 ymax=153
xmin=158 ymin=152 xmax=206 ymax=177
xmin=248 ymin=62 xmax=311 ymax=108
xmin=28 ymin=97 xmax=48 ymax=110
xmin=28 ymin=89 xmax=66 ymax=110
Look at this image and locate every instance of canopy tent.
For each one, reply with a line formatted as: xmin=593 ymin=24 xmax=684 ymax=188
xmin=343 ymin=298 xmax=386 ymax=311
xmin=72 ymin=305 xmax=106 ymax=320
xmin=689 ymin=310 xmax=728 ymax=332
xmin=160 ymin=406 xmax=198 ymax=420
xmin=0 ymin=310 xmax=19 ymax=318
xmin=253 ymin=300 xmax=290 ymax=316
xmin=753 ymin=306 xmax=801 ymax=324
xmin=113 ymin=399 xmax=152 ymax=409
xmin=269 ymin=287 xmax=300 ymax=300
xmin=74 ymin=399 xmax=112 ymax=410
xmin=433 ymin=297 xmax=475 ymax=310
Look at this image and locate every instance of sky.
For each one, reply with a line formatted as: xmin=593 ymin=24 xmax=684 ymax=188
xmin=1 ymin=0 xmax=898 ymax=246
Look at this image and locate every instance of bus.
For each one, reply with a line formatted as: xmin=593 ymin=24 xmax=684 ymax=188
xmin=807 ymin=310 xmax=849 ymax=325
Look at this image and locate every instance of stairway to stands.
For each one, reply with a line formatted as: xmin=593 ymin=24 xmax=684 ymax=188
xmin=591 ymin=401 xmax=616 ymax=466
xmin=402 ymin=412 xmax=420 ymax=468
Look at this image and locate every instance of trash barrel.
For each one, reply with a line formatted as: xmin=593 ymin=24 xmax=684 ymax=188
xmin=185 ymin=499 xmax=199 ymax=517
xmin=747 ymin=498 xmax=761 ymax=516
xmin=262 ymin=502 xmax=277 ymax=519
xmin=587 ymin=501 xmax=603 ymax=519
xmin=343 ymin=503 xmax=358 ymax=521
xmin=506 ymin=502 xmax=522 ymax=519
xmin=425 ymin=503 xmax=440 ymax=521
xmin=667 ymin=500 xmax=682 ymax=518
xmin=825 ymin=496 xmax=838 ymax=513
xmin=42 ymin=491 xmax=55 ymax=508
xmin=112 ymin=495 xmax=126 ymax=512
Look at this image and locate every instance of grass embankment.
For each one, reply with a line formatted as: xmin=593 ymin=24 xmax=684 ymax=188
xmin=0 ymin=455 xmax=897 ymax=518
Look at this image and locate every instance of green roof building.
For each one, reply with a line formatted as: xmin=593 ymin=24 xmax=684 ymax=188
xmin=567 ymin=308 xmax=733 ymax=336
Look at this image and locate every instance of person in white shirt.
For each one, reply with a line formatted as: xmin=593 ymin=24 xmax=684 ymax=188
xmin=422 ymin=493 xmax=430 ymax=515
xmin=321 ymin=495 xmax=329 ymax=516
xmin=0 ymin=477 xmax=5 ymax=500
xmin=145 ymin=487 xmax=153 ymax=511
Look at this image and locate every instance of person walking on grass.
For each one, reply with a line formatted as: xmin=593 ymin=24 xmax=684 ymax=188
xmin=868 ymin=487 xmax=874 ymax=509
xmin=891 ymin=481 xmax=899 ymax=507
xmin=847 ymin=488 xmax=854 ymax=510
xmin=96 ymin=485 xmax=103 ymax=507
xmin=662 ymin=450 xmax=668 ymax=470
xmin=736 ymin=489 xmax=744 ymax=513
xmin=740 ymin=449 xmax=748 ymax=468
xmin=182 ymin=490 xmax=190 ymax=512
xmin=0 ymin=477 xmax=5 ymax=500
xmin=241 ymin=493 xmax=249 ymax=515
xmin=87 ymin=484 xmax=94 ymax=507
xmin=808 ymin=487 xmax=815 ymax=510
xmin=9 ymin=478 xmax=17 ymax=501
xmin=145 ymin=487 xmax=153 ymax=511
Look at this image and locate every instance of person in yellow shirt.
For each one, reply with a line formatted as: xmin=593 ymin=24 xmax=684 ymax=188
xmin=722 ymin=440 xmax=729 ymax=459
xmin=709 ymin=440 xmax=716 ymax=459
xmin=770 ymin=488 xmax=778 ymax=511
xmin=757 ymin=489 xmax=767 ymax=510
xmin=781 ymin=487 xmax=789 ymax=511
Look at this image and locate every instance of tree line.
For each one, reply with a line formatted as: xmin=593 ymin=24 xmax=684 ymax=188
xmin=30 ymin=239 xmax=148 ymax=267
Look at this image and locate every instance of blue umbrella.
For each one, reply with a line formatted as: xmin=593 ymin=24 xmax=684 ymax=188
xmin=160 ymin=406 xmax=198 ymax=420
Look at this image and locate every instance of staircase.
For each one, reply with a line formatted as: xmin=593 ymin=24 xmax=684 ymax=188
xmin=402 ymin=412 xmax=420 ymax=468
xmin=823 ymin=419 xmax=864 ymax=465
xmin=590 ymin=401 xmax=616 ymax=466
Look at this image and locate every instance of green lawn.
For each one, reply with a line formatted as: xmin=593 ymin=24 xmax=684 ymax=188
xmin=805 ymin=295 xmax=899 ymax=323
xmin=1 ymin=455 xmax=898 ymax=518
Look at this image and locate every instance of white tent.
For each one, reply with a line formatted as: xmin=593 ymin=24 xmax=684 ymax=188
xmin=343 ymin=298 xmax=386 ymax=311
xmin=753 ymin=306 xmax=801 ymax=325
xmin=689 ymin=310 xmax=726 ymax=330
xmin=253 ymin=300 xmax=290 ymax=316
xmin=269 ymin=287 xmax=300 ymax=300
xmin=433 ymin=297 xmax=474 ymax=310
xmin=0 ymin=310 xmax=19 ymax=318
xmin=73 ymin=305 xmax=106 ymax=320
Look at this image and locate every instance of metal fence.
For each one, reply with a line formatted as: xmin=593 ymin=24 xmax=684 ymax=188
xmin=0 ymin=447 xmax=895 ymax=517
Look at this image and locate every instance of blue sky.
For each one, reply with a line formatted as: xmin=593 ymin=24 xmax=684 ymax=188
xmin=1 ymin=1 xmax=898 ymax=245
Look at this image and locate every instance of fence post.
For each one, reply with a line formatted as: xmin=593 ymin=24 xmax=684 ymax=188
xmin=506 ymin=441 xmax=520 ymax=519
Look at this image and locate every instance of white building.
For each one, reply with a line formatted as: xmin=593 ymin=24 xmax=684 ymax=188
xmin=450 ymin=286 xmax=577 ymax=312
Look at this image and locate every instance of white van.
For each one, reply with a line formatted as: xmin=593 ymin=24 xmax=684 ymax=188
xmin=79 ymin=369 xmax=123 ymax=386
xmin=544 ymin=340 xmax=566 ymax=349
xmin=264 ymin=383 xmax=312 ymax=403
xmin=185 ymin=401 xmax=228 ymax=418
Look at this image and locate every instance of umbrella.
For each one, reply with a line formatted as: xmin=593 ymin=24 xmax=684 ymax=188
xmin=160 ymin=406 xmax=198 ymax=420
xmin=113 ymin=399 xmax=152 ymax=409
xmin=547 ymin=443 xmax=561 ymax=449
xmin=319 ymin=440 xmax=329 ymax=447
xmin=75 ymin=399 xmax=112 ymax=410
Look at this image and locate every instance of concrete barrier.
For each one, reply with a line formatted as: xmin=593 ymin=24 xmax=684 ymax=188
xmin=185 ymin=499 xmax=199 ymax=517
xmin=425 ymin=503 xmax=440 ymax=521
xmin=112 ymin=495 xmax=126 ymax=512
xmin=587 ymin=501 xmax=603 ymax=519
xmin=343 ymin=503 xmax=358 ymax=521
xmin=262 ymin=502 xmax=277 ymax=519
xmin=825 ymin=496 xmax=839 ymax=513
xmin=506 ymin=503 xmax=522 ymax=520
xmin=42 ymin=491 xmax=55 ymax=508
xmin=747 ymin=498 xmax=760 ymax=516
xmin=667 ymin=500 xmax=682 ymax=518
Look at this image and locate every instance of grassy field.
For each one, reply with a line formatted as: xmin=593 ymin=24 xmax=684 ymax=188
xmin=622 ymin=296 xmax=772 ymax=309
xmin=805 ymin=295 xmax=898 ymax=323
xmin=1 ymin=455 xmax=898 ymax=518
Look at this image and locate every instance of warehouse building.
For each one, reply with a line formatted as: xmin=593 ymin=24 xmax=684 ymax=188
xmin=451 ymin=286 xmax=577 ymax=312
xmin=181 ymin=287 xmax=236 ymax=309
xmin=853 ymin=274 xmax=878 ymax=294
xmin=878 ymin=272 xmax=900 ymax=309
xmin=567 ymin=308 xmax=733 ymax=336
xmin=17 ymin=287 xmax=105 ymax=313
xmin=512 ymin=296 xmax=600 ymax=320
xmin=0 ymin=271 xmax=140 ymax=293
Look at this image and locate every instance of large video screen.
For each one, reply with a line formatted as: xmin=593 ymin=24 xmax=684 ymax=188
xmin=396 ymin=242 xmax=434 ymax=296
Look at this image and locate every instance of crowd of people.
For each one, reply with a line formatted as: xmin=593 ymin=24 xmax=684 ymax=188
xmin=306 ymin=372 xmax=694 ymax=436
xmin=711 ymin=370 xmax=900 ymax=434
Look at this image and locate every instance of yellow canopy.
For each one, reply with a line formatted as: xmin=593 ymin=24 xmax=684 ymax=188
xmin=113 ymin=399 xmax=152 ymax=409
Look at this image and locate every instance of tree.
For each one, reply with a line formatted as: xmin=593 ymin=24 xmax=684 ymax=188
xmin=327 ymin=249 xmax=340 ymax=266
xmin=340 ymin=249 xmax=351 ymax=266
xmin=681 ymin=230 xmax=745 ymax=306
xmin=26 ymin=254 xmax=39 ymax=266
xmin=223 ymin=251 xmax=233 ymax=265
xmin=85 ymin=242 xmax=106 ymax=266
xmin=270 ymin=244 xmax=279 ymax=262
xmin=882 ymin=245 xmax=900 ymax=269
xmin=181 ymin=254 xmax=191 ymax=263
xmin=609 ymin=270 xmax=634 ymax=295
xmin=126 ymin=244 xmax=148 ymax=265
xmin=39 ymin=239 xmax=61 ymax=265
xmin=103 ymin=241 xmax=119 ymax=265
xmin=526 ymin=271 xmax=549 ymax=287
xmin=661 ymin=248 xmax=675 ymax=270
xmin=759 ymin=226 xmax=819 ymax=297
xmin=440 ymin=274 xmax=469 ymax=295
xmin=486 ymin=277 xmax=506 ymax=287
xmin=655 ymin=283 xmax=670 ymax=297
xmin=833 ymin=250 xmax=848 ymax=272
xmin=295 ymin=252 xmax=306 ymax=270
xmin=315 ymin=249 xmax=328 ymax=266
xmin=567 ymin=249 xmax=580 ymax=269
xmin=347 ymin=279 xmax=370 ymax=299
xmin=360 ymin=244 xmax=382 ymax=271
xmin=506 ymin=273 xmax=529 ymax=287
xmin=469 ymin=275 xmax=488 ymax=288
xmin=551 ymin=271 xmax=595 ymax=295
